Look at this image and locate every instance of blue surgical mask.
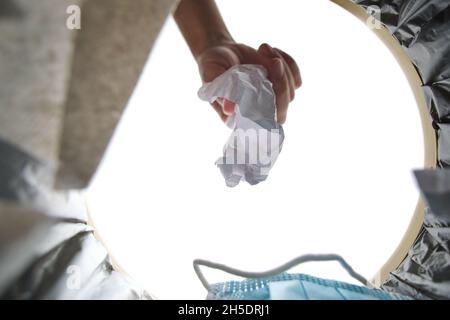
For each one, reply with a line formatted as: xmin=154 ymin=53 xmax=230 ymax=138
xmin=193 ymin=254 xmax=410 ymax=300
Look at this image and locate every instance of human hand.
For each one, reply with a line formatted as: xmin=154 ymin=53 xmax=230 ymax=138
xmin=197 ymin=42 xmax=302 ymax=124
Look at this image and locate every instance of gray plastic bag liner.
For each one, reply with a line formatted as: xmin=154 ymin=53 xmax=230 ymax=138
xmin=0 ymin=138 xmax=151 ymax=299
xmin=198 ymin=64 xmax=284 ymax=187
xmin=354 ymin=0 xmax=450 ymax=299
xmin=381 ymin=169 xmax=450 ymax=299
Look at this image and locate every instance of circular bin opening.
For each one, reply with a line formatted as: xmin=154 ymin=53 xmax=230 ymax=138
xmin=87 ymin=0 xmax=432 ymax=299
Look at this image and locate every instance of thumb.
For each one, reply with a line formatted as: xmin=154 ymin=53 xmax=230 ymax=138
xmin=200 ymin=63 xmax=227 ymax=83
xmin=217 ymin=97 xmax=236 ymax=116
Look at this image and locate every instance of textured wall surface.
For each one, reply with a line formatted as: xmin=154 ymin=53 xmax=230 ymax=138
xmin=0 ymin=0 xmax=80 ymax=169
xmin=57 ymin=0 xmax=175 ymax=189
xmin=0 ymin=0 xmax=175 ymax=189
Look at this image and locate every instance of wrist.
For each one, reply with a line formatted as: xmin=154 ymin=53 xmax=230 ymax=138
xmin=193 ymin=32 xmax=235 ymax=60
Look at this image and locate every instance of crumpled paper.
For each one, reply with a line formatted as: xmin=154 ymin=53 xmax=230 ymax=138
xmin=198 ymin=64 xmax=284 ymax=187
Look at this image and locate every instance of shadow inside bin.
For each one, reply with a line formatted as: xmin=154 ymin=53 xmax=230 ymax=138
xmin=0 ymin=0 xmax=24 ymax=19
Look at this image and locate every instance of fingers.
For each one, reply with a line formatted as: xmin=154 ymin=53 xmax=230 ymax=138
xmin=196 ymin=46 xmax=238 ymax=122
xmin=271 ymin=58 xmax=291 ymax=124
xmin=216 ymin=97 xmax=236 ymax=116
xmin=273 ymin=47 xmax=302 ymax=88
xmin=212 ymin=98 xmax=236 ymax=123
xmin=197 ymin=46 xmax=240 ymax=83
xmin=222 ymin=98 xmax=236 ymax=116
xmin=258 ymin=43 xmax=299 ymax=124
xmin=277 ymin=54 xmax=296 ymax=102
xmin=211 ymin=100 xmax=228 ymax=122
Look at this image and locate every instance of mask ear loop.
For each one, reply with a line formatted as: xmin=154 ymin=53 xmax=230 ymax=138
xmin=193 ymin=254 xmax=373 ymax=292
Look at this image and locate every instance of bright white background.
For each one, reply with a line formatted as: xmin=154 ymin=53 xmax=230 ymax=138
xmin=87 ymin=0 xmax=424 ymax=299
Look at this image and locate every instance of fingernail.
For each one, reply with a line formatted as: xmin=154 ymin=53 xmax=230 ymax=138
xmin=259 ymin=43 xmax=270 ymax=55
xmin=222 ymin=99 xmax=236 ymax=116
xmin=260 ymin=43 xmax=276 ymax=57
